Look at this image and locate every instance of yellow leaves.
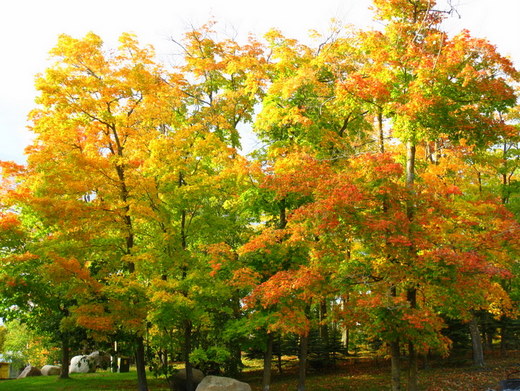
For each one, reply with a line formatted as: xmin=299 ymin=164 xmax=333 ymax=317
xmin=485 ymin=282 xmax=514 ymax=319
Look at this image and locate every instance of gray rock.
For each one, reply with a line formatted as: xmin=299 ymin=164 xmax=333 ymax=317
xmin=173 ymin=368 xmax=205 ymax=383
xmin=88 ymin=351 xmax=111 ymax=370
xmin=41 ymin=365 xmax=61 ymax=376
xmin=171 ymin=367 xmax=205 ymax=390
xmin=17 ymin=365 xmax=42 ymax=379
xmin=195 ymin=375 xmax=251 ymax=391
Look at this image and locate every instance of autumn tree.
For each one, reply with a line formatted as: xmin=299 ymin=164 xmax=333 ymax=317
xmin=19 ymin=32 xmax=179 ymax=390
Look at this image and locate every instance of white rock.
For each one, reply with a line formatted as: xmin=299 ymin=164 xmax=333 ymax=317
xmin=69 ymin=355 xmax=95 ymax=373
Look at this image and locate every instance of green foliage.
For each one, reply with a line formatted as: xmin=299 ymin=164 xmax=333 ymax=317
xmin=1 ymin=319 xmax=53 ymax=368
xmin=190 ymin=346 xmax=231 ymax=375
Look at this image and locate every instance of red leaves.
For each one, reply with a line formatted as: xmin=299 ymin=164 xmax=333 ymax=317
xmin=245 ymin=266 xmax=323 ymax=309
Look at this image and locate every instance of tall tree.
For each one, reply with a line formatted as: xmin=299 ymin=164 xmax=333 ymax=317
xmin=23 ymin=32 xmax=177 ymax=390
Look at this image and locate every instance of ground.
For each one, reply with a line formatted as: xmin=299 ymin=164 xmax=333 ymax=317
xmin=0 ymin=351 xmax=518 ymax=390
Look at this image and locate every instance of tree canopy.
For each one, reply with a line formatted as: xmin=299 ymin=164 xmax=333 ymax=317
xmin=1 ymin=2 xmax=519 ymax=391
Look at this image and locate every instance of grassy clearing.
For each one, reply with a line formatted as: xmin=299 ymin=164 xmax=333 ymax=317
xmin=1 ymin=353 xmax=518 ymax=391
xmin=0 ymin=371 xmax=170 ymax=391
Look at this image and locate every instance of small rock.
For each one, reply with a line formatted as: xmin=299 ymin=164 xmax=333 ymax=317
xmin=17 ymin=365 xmax=42 ymax=379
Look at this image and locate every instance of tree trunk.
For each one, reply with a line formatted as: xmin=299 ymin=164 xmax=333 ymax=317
xmin=344 ymin=328 xmax=350 ymax=355
xmin=390 ymin=340 xmax=401 ymax=391
xmin=390 ymin=285 xmax=401 ymax=391
xmin=262 ymin=333 xmax=274 ymax=391
xmin=378 ymin=107 xmax=385 ymax=153
xmin=184 ymin=321 xmax=194 ymax=391
xmin=276 ymin=335 xmax=283 ymax=375
xmin=59 ymin=333 xmax=70 ymax=379
xmin=320 ymin=300 xmax=330 ymax=362
xmin=406 ymin=288 xmax=418 ymax=391
xmin=469 ymin=316 xmax=485 ymax=367
xmin=297 ymin=334 xmax=309 ymax=391
xmin=135 ymin=336 xmax=149 ymax=391
xmin=500 ymin=318 xmax=507 ymax=356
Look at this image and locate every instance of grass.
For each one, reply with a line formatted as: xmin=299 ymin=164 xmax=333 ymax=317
xmin=1 ymin=352 xmax=519 ymax=391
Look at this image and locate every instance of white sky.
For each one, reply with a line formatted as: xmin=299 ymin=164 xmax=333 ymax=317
xmin=1 ymin=0 xmax=519 ymax=164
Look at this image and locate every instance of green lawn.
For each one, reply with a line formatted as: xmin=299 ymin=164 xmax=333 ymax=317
xmin=0 ymin=371 xmax=170 ymax=391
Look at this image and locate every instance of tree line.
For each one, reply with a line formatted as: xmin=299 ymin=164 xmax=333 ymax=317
xmin=1 ymin=1 xmax=519 ymax=390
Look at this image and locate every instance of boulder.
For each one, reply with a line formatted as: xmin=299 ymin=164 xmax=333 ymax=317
xmin=88 ymin=351 xmax=111 ymax=370
xmin=195 ymin=375 xmax=251 ymax=391
xmin=69 ymin=355 xmax=95 ymax=373
xmin=41 ymin=365 xmax=61 ymax=376
xmin=17 ymin=365 xmax=42 ymax=379
xmin=170 ymin=367 xmax=205 ymax=390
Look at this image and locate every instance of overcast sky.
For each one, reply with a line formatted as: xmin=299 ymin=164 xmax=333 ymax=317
xmin=1 ymin=0 xmax=519 ymax=164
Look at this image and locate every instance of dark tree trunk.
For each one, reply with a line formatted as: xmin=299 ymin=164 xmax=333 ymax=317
xmin=378 ymin=107 xmax=385 ymax=153
xmin=500 ymin=318 xmax=508 ymax=356
xmin=297 ymin=334 xmax=309 ymax=391
xmin=390 ymin=286 xmax=401 ymax=391
xmin=320 ymin=300 xmax=330 ymax=362
xmin=390 ymin=340 xmax=401 ymax=391
xmin=407 ymin=288 xmax=418 ymax=391
xmin=60 ymin=333 xmax=70 ymax=379
xmin=227 ymin=293 xmax=243 ymax=377
xmin=469 ymin=316 xmax=485 ymax=367
xmin=276 ymin=335 xmax=283 ymax=375
xmin=135 ymin=336 xmax=149 ymax=391
xmin=262 ymin=333 xmax=274 ymax=391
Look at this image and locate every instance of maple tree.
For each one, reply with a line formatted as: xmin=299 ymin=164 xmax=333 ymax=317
xmin=16 ymin=31 xmax=179 ymax=390
xmin=137 ymin=24 xmax=266 ymax=390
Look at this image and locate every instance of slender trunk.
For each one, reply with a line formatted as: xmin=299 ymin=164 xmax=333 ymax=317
xmin=135 ymin=336 xmax=149 ymax=391
xmin=116 ymin=157 xmax=149 ymax=390
xmin=405 ymin=142 xmax=418 ymax=391
xmin=60 ymin=333 xmax=70 ymax=379
xmin=407 ymin=288 xmax=418 ymax=391
xmin=500 ymin=318 xmax=507 ymax=356
xmin=344 ymin=329 xmax=350 ymax=355
xmin=184 ymin=321 xmax=194 ymax=391
xmin=501 ymin=142 xmax=509 ymax=204
xmin=262 ymin=333 xmax=274 ymax=391
xmin=390 ymin=285 xmax=401 ymax=391
xmin=276 ymin=335 xmax=283 ymax=375
xmin=469 ymin=316 xmax=485 ymax=367
xmin=297 ymin=334 xmax=309 ymax=391
xmin=320 ymin=300 xmax=330 ymax=362
xmin=406 ymin=141 xmax=416 ymax=191
xmin=227 ymin=292 xmax=243 ymax=377
xmin=378 ymin=108 xmax=385 ymax=153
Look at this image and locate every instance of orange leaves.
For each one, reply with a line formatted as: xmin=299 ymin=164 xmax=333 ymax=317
xmin=244 ymin=265 xmax=323 ymax=335
xmin=231 ymin=267 xmax=261 ymax=290
xmin=262 ymin=148 xmax=332 ymax=199
xmin=239 ymin=227 xmax=287 ymax=255
xmin=46 ymin=255 xmax=102 ymax=294
xmin=74 ymin=303 xmax=114 ymax=332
